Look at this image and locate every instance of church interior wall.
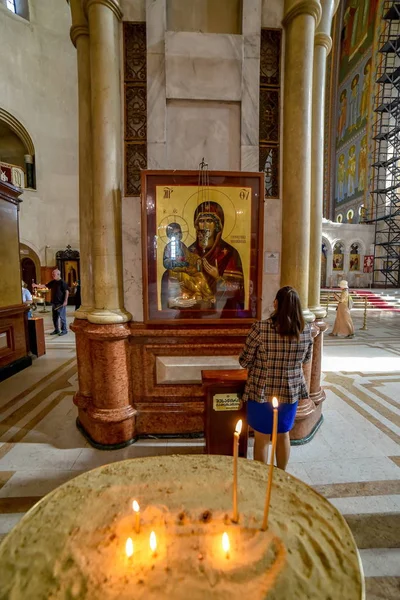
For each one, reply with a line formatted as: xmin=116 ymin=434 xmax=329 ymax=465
xmin=322 ymin=220 xmax=375 ymax=288
xmin=332 ymin=0 xmax=380 ymax=223
xmin=0 ymin=0 xmax=79 ymax=267
xmin=122 ymin=0 xmax=284 ymax=320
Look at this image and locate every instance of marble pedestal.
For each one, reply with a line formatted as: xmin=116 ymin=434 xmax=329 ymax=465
xmin=290 ymin=320 xmax=327 ymax=444
xmin=72 ymin=320 xmax=327 ymax=448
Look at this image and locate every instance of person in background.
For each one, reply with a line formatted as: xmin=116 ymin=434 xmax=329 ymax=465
xmin=329 ymin=279 xmax=355 ymax=338
xmin=33 ymin=269 xmax=69 ymax=336
xmin=21 ymin=281 xmax=33 ymax=318
xmin=74 ymin=280 xmax=81 ymax=311
xmin=239 ymin=286 xmax=313 ymax=470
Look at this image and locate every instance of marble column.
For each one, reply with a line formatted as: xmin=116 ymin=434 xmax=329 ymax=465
xmin=24 ymin=154 xmax=34 ymax=189
xmin=281 ymin=0 xmax=321 ymax=319
xmin=77 ymin=324 xmax=136 ymax=447
xmin=84 ymin=0 xmax=131 ymax=324
xmin=309 ymin=0 xmax=339 ymax=316
xmin=290 ymin=321 xmax=321 ymax=441
xmin=70 ymin=0 xmax=94 ymax=319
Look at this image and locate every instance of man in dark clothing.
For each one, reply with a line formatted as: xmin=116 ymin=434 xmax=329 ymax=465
xmin=34 ymin=269 xmax=69 ymax=335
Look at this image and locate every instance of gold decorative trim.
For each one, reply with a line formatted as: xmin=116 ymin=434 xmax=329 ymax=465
xmin=84 ymin=0 xmax=122 ymax=21
xmin=315 ymin=32 xmax=332 ymax=54
xmin=0 ymin=109 xmax=35 ymax=156
xmin=283 ymin=0 xmax=322 ymax=27
xmin=70 ymin=24 xmax=89 ymax=46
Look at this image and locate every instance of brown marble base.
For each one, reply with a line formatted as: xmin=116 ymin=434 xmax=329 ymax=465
xmin=291 ymin=319 xmax=327 ymax=442
xmin=71 ymin=320 xmax=327 ymax=447
xmin=71 ymin=319 xmax=137 ymax=447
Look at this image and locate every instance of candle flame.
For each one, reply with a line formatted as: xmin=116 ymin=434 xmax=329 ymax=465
xmin=272 ymin=397 xmax=279 ymax=409
xmin=150 ymin=531 xmax=157 ymax=553
xmin=132 ymin=500 xmax=140 ymax=513
xmin=235 ymin=419 xmax=242 ymax=435
xmin=222 ymin=532 xmax=230 ymax=555
xmin=125 ymin=537 xmax=134 ymax=558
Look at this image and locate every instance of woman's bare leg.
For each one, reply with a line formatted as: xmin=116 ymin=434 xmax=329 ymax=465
xmin=276 ymin=432 xmax=291 ymax=470
xmin=253 ymin=430 xmax=271 ymax=464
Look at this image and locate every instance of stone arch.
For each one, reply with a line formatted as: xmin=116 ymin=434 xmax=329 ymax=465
xmin=19 ymin=242 xmax=41 ymax=289
xmin=321 ymin=236 xmax=332 ymax=288
xmin=0 ymin=108 xmax=35 ymax=155
xmin=0 ymin=108 xmax=36 ymax=189
xmin=347 ymin=238 xmax=366 ymax=256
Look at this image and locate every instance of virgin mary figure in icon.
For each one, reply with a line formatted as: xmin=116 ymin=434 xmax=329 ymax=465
xmin=161 ymin=202 xmax=245 ymax=311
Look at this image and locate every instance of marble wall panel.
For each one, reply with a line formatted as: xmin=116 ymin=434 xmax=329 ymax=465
xmin=146 ymin=0 xmax=166 ymax=54
xmin=147 ymin=53 xmax=166 ymax=144
xmin=166 ymin=99 xmax=241 ymax=170
xmin=121 ymin=0 xmax=145 ymax=22
xmin=122 ymin=196 xmax=143 ymax=322
xmin=261 ymin=0 xmax=284 ymax=28
xmin=243 ymin=0 xmax=262 ymax=57
xmin=241 ymin=57 xmax=260 ymax=147
xmin=262 ymin=198 xmax=281 ymax=318
xmin=165 ymin=32 xmax=243 ymax=101
xmin=156 ymin=355 xmax=241 ymax=384
xmin=241 ymin=145 xmax=259 ymax=171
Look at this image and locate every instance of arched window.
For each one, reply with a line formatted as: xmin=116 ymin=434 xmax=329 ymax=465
xmin=350 ymin=243 xmax=360 ymax=271
xmin=347 ymin=209 xmax=354 ymax=223
xmin=4 ymin=0 xmax=29 ymax=20
xmin=336 ymin=213 xmax=343 ymax=223
xmin=333 ymin=242 xmax=344 ymax=271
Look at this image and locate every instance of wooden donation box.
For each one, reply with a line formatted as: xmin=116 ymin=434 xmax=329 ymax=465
xmin=202 ymin=369 xmax=248 ymax=457
xmin=28 ymin=317 xmax=46 ymax=357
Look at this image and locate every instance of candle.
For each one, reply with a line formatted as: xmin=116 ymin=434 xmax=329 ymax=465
xmin=150 ymin=531 xmax=157 ymax=557
xmin=125 ymin=537 xmax=134 ymax=558
xmin=132 ymin=500 xmax=140 ymax=533
xmin=261 ymin=397 xmax=279 ymax=531
xmin=222 ymin=532 xmax=230 ymax=559
xmin=232 ymin=419 xmax=242 ymax=523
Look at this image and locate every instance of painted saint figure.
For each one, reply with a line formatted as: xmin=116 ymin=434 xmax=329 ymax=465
xmin=349 ymin=74 xmax=360 ymax=130
xmin=360 ymin=59 xmax=371 ymax=119
xmin=358 ymin=135 xmax=367 ymax=192
xmin=337 ymin=153 xmax=346 ymax=201
xmin=347 ymin=145 xmax=357 ymax=196
xmin=338 ymin=89 xmax=348 ymax=140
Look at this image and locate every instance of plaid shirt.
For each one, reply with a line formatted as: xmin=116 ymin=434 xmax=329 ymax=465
xmin=239 ymin=319 xmax=313 ymax=404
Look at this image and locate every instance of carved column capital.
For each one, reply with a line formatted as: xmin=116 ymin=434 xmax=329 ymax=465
xmin=314 ymin=31 xmax=332 ymax=53
xmin=70 ymin=24 xmax=89 ymax=47
xmin=84 ymin=0 xmax=123 ymax=21
xmin=283 ymin=0 xmax=322 ymax=28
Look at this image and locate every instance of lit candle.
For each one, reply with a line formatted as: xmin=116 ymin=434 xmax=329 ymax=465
xmin=222 ymin=532 xmax=230 ymax=559
xmin=261 ymin=397 xmax=279 ymax=531
xmin=150 ymin=531 xmax=157 ymax=557
xmin=125 ymin=537 xmax=134 ymax=558
xmin=232 ymin=419 xmax=242 ymax=523
xmin=132 ymin=500 xmax=140 ymax=534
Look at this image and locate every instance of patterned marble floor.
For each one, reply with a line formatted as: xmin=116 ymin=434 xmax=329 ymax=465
xmin=0 ymin=308 xmax=399 ymax=599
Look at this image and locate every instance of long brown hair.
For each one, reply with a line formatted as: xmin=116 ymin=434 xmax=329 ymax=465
xmin=271 ymin=286 xmax=305 ymax=341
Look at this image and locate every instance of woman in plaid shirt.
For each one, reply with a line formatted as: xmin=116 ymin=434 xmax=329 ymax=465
xmin=239 ymin=286 xmax=313 ymax=469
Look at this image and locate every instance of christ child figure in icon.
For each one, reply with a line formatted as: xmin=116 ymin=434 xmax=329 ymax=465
xmin=163 ymin=222 xmax=215 ymax=307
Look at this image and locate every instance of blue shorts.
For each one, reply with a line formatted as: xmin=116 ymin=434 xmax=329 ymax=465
xmin=247 ymin=400 xmax=298 ymax=434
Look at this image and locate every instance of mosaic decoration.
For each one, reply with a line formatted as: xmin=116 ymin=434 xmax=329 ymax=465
xmin=332 ymin=1 xmax=380 ymax=221
xmin=124 ymin=23 xmax=147 ymax=196
xmin=259 ymin=29 xmax=281 ymax=199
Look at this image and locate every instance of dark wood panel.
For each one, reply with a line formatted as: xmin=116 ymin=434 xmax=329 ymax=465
xmin=0 ymin=304 xmax=29 ymax=371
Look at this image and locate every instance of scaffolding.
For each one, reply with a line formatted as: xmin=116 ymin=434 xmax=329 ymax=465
xmin=369 ymin=0 xmax=400 ymax=288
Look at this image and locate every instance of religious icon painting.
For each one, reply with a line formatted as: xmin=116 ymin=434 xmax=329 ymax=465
xmin=141 ymin=170 xmax=264 ymax=323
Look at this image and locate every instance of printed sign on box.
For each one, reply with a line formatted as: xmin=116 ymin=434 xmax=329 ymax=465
xmin=213 ymin=393 xmax=242 ymax=412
